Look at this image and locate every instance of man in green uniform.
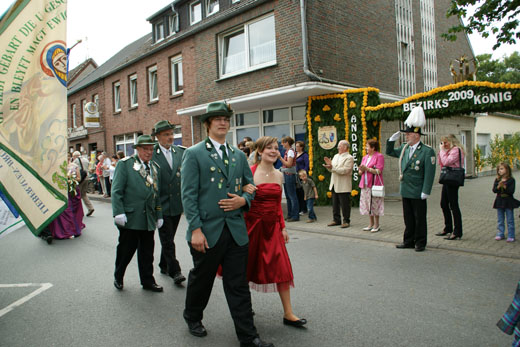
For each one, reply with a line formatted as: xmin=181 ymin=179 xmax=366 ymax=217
xmin=386 ymin=106 xmax=436 ymax=252
xmin=152 ymin=120 xmax=186 ymax=285
xmin=181 ymin=102 xmax=274 ymax=347
xmin=112 ymin=135 xmax=164 ymax=291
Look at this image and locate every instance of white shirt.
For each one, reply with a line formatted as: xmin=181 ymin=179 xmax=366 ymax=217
xmin=408 ymin=142 xmax=420 ymax=159
xmin=159 ymin=143 xmax=173 ymax=168
xmin=209 ymin=136 xmax=228 ymax=159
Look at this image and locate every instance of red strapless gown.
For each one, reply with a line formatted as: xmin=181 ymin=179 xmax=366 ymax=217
xmin=246 ymin=183 xmax=294 ymax=292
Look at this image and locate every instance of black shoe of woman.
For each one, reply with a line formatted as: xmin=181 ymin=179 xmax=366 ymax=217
xmin=445 ymin=235 xmax=461 ymax=240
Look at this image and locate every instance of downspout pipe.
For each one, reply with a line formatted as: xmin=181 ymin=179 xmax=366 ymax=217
xmin=300 ymin=0 xmax=365 ymax=88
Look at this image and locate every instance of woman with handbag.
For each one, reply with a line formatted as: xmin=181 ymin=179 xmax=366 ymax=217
xmin=437 ymin=134 xmax=465 ymax=240
xmin=358 ymin=139 xmax=385 ymax=232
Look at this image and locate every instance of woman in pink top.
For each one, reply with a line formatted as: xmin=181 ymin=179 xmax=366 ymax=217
xmin=358 ymin=139 xmax=385 ymax=232
xmin=437 ymin=134 xmax=465 ymax=240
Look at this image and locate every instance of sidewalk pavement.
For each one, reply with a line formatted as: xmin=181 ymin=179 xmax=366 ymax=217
xmin=88 ymin=171 xmax=520 ymax=260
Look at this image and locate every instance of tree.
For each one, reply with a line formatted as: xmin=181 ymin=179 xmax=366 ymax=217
xmin=443 ymin=0 xmax=520 ymax=50
xmin=476 ymin=52 xmax=520 ymax=83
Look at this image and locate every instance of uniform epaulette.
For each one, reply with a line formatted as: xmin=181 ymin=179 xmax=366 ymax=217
xmin=177 ymin=145 xmax=187 ymax=150
xmin=121 ymin=156 xmax=133 ymax=162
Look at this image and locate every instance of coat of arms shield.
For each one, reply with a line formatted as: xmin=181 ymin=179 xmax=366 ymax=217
xmin=318 ymin=126 xmax=337 ymax=150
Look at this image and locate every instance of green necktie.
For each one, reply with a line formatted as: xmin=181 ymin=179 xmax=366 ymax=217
xmin=220 ymin=144 xmax=229 ymax=174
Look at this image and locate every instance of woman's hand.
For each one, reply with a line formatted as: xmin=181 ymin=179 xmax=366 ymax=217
xmin=242 ymin=184 xmax=257 ymax=195
xmin=282 ymin=228 xmax=289 ymax=243
xmin=359 ymin=164 xmax=366 ymax=172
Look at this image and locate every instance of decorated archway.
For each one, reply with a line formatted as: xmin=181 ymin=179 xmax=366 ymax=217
xmin=306 ymin=81 xmax=520 ymax=206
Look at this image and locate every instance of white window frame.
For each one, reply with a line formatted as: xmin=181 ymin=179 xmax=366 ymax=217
xmin=170 ymin=55 xmax=183 ymax=95
xmin=129 ymin=74 xmax=138 ymax=107
xmin=81 ymin=99 xmax=87 ymax=125
xmin=190 ymin=1 xmax=202 ymax=25
xmin=174 ymin=125 xmax=182 ymax=145
xmin=155 ymin=21 xmax=165 ymax=42
xmin=218 ymin=13 xmax=276 ymax=78
xmin=115 ymin=132 xmax=141 ymax=157
xmin=206 ymin=0 xmax=219 ymax=16
xmin=148 ymin=66 xmax=158 ymax=102
xmin=72 ymin=104 xmax=77 ymax=128
xmin=169 ymin=13 xmax=179 ymax=35
xmin=231 ymin=0 xmax=240 ymax=3
xmin=113 ymin=82 xmax=121 ymax=112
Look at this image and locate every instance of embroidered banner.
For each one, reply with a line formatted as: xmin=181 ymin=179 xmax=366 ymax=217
xmin=0 ymin=0 xmax=68 ymax=235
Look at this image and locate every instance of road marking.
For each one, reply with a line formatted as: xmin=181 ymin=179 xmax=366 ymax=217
xmin=0 ymin=283 xmax=53 ymax=318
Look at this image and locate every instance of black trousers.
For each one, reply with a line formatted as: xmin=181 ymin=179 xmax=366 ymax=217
xmin=114 ymin=227 xmax=155 ymax=286
xmin=158 ymin=214 xmax=182 ymax=276
xmin=296 ymin=187 xmax=307 ymax=213
xmin=332 ymin=189 xmax=351 ymax=224
xmin=440 ymin=184 xmax=463 ymax=237
xmin=402 ymin=198 xmax=427 ymax=248
xmin=184 ymin=225 xmax=257 ymax=343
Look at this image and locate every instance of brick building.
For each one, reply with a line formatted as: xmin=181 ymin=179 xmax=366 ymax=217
xmin=67 ymin=0 xmax=476 ymax=192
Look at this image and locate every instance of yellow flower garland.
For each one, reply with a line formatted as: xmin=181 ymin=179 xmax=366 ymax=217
xmin=365 ymin=81 xmax=520 ymax=112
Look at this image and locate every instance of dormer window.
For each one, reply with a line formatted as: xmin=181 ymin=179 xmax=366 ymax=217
xmin=206 ymin=0 xmax=219 ymax=16
xmin=190 ymin=1 xmax=202 ymax=25
xmin=155 ymin=21 xmax=165 ymax=42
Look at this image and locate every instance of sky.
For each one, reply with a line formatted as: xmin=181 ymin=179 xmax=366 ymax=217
xmin=1 ymin=1 xmax=519 ymax=70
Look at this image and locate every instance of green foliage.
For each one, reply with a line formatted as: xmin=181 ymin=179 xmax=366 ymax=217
xmin=476 ymin=52 xmax=520 ymax=84
xmin=474 ymin=145 xmax=483 ymax=173
xmin=442 ymin=0 xmax=520 ymax=50
xmin=486 ymin=132 xmax=520 ymax=169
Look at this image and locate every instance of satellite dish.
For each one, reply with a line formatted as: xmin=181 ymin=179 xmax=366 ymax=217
xmin=84 ymin=102 xmax=98 ymax=114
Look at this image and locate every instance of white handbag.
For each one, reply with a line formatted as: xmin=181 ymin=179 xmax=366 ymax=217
xmin=371 ymin=174 xmax=385 ymax=198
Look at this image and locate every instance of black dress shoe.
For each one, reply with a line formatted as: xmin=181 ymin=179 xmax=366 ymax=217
xmin=283 ymin=317 xmax=307 ymax=327
xmin=173 ymin=272 xmax=186 ymax=285
xmin=240 ymin=337 xmax=274 ymax=347
xmin=415 ymin=246 xmax=426 ymax=252
xmin=142 ymin=283 xmax=163 ymax=292
xmin=114 ymin=279 xmax=123 ymax=290
xmin=395 ymin=243 xmax=414 ymax=249
xmin=185 ymin=320 xmax=207 ymax=337
xmin=435 ymin=231 xmax=449 ymax=236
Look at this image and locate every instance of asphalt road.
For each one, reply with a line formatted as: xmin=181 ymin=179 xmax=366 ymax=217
xmin=1 ymin=199 xmax=519 ymax=347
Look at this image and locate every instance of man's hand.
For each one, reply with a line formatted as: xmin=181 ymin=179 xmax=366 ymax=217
xmin=157 ymin=219 xmax=164 ymax=229
xmin=389 ymin=131 xmax=401 ymax=142
xmin=218 ymin=193 xmax=246 ymax=211
xmin=323 ymin=156 xmax=332 ymax=169
xmin=242 ymin=184 xmax=257 ymax=195
xmin=114 ymin=214 xmax=127 ymax=226
xmin=421 ymin=192 xmax=429 ymax=200
xmin=191 ymin=228 xmax=209 ymax=253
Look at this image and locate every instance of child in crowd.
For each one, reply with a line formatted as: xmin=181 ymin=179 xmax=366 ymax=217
xmin=493 ymin=162 xmax=520 ymax=242
xmin=298 ymin=170 xmax=318 ymax=223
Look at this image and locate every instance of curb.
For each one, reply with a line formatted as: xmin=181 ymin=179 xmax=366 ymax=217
xmin=286 ymin=224 xmax=520 ymax=261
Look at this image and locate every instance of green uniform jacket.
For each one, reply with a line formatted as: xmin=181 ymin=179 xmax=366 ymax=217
xmin=386 ymin=139 xmax=436 ymax=199
xmin=181 ymin=138 xmax=254 ymax=248
xmin=111 ymin=154 xmax=162 ymax=231
xmin=152 ymin=144 xmax=185 ymax=217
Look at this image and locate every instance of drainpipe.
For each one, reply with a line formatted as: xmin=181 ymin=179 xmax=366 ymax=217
xmin=300 ymin=0 xmax=365 ymax=88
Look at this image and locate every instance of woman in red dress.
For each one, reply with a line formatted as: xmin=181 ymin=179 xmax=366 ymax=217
xmin=245 ymin=136 xmax=306 ymax=327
